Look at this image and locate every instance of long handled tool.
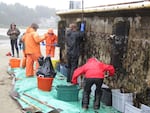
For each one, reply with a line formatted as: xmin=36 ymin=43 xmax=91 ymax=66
xmin=19 ymin=96 xmax=42 ymax=111
xmin=23 ymin=93 xmax=62 ymax=113
xmin=9 ymin=89 xmax=41 ymax=112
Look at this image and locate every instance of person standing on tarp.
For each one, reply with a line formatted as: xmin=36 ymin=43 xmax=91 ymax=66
xmin=45 ymin=28 xmax=58 ymax=57
xmin=66 ymin=23 xmax=84 ymax=82
xmin=7 ymin=23 xmax=20 ymax=57
xmin=22 ymin=23 xmax=46 ymax=77
xmin=71 ymin=57 xmax=115 ymax=110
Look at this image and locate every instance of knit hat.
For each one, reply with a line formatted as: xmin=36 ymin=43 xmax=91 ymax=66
xmin=31 ymin=23 xmax=39 ymax=29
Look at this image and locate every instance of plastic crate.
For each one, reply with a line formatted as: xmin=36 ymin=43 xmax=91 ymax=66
xmin=141 ymin=104 xmax=150 ymax=113
xmin=56 ymin=85 xmax=79 ymax=101
xmin=112 ymin=89 xmax=133 ymax=113
xmin=125 ymin=103 xmax=142 ymax=113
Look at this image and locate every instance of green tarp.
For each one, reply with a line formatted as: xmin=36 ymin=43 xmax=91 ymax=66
xmin=8 ymin=67 xmax=121 ymax=113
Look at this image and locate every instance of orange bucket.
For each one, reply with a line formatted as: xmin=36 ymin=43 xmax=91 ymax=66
xmin=9 ymin=58 xmax=21 ymax=68
xmin=37 ymin=76 xmax=53 ymax=91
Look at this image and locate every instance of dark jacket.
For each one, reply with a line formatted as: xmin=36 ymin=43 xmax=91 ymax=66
xmin=66 ymin=29 xmax=84 ymax=58
xmin=7 ymin=28 xmax=20 ymax=40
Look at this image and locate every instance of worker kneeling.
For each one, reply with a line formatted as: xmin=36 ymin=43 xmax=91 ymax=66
xmin=71 ymin=57 xmax=115 ymax=110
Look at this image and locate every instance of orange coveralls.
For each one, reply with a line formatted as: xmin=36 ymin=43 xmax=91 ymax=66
xmin=22 ymin=27 xmax=45 ymax=77
xmin=45 ymin=29 xmax=57 ymax=57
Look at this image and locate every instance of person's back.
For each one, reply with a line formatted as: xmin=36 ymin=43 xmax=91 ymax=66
xmin=66 ymin=25 xmax=82 ymax=58
xmin=66 ymin=23 xmax=84 ymax=82
xmin=71 ymin=57 xmax=115 ymax=110
xmin=81 ymin=58 xmax=114 ymax=78
xmin=67 ymin=34 xmax=77 ymax=56
xmin=23 ymin=27 xmax=42 ymax=56
xmin=22 ymin=23 xmax=46 ymax=77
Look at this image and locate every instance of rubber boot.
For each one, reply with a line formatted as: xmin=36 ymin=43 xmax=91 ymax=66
xmin=82 ymin=91 xmax=90 ymax=110
xmin=12 ymin=50 xmax=14 ymax=57
xmin=93 ymin=91 xmax=102 ymax=110
xmin=17 ymin=54 xmax=19 ymax=58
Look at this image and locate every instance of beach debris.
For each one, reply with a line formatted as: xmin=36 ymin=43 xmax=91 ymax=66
xmin=6 ymin=52 xmax=11 ymax=56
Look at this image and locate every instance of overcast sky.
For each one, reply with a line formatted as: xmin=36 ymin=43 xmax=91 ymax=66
xmin=0 ymin=0 xmax=143 ymax=9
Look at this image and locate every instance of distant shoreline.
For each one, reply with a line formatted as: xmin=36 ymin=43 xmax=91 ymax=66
xmin=0 ymin=28 xmax=58 ymax=37
xmin=0 ymin=35 xmax=9 ymax=40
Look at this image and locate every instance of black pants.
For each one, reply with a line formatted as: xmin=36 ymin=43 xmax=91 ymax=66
xmin=82 ymin=78 xmax=103 ymax=108
xmin=67 ymin=55 xmax=78 ymax=82
xmin=10 ymin=39 xmax=19 ymax=57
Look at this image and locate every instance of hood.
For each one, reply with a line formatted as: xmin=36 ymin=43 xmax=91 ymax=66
xmin=25 ymin=27 xmax=35 ymax=33
xmin=48 ymin=28 xmax=54 ymax=34
xmin=30 ymin=23 xmax=39 ymax=29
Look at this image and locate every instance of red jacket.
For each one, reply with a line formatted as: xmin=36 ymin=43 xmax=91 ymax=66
xmin=71 ymin=58 xmax=115 ymax=84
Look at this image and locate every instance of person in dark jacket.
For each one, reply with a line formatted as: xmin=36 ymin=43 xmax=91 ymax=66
xmin=7 ymin=23 xmax=20 ymax=57
xmin=71 ymin=57 xmax=115 ymax=110
xmin=66 ymin=23 xmax=84 ymax=82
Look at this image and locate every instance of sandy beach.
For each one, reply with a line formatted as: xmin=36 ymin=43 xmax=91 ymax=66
xmin=0 ymin=35 xmax=48 ymax=112
xmin=0 ymin=38 xmax=22 ymax=112
xmin=0 ymin=26 xmax=58 ymax=112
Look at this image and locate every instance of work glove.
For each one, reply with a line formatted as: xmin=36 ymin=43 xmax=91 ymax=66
xmin=41 ymin=41 xmax=45 ymax=46
xmin=104 ymin=71 xmax=109 ymax=78
xmin=71 ymin=81 xmax=78 ymax=85
xmin=53 ymin=43 xmax=58 ymax=46
xmin=104 ymin=74 xmax=109 ymax=78
xmin=80 ymin=22 xmax=85 ymax=32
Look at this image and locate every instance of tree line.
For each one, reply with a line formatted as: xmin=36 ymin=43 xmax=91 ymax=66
xmin=0 ymin=2 xmax=59 ymax=28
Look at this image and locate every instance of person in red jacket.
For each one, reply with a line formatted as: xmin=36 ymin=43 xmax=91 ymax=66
xmin=71 ymin=57 xmax=115 ymax=110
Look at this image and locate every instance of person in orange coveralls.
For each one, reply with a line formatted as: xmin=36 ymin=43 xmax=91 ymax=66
xmin=71 ymin=57 xmax=115 ymax=110
xmin=45 ymin=28 xmax=57 ymax=57
xmin=22 ymin=23 xmax=46 ymax=77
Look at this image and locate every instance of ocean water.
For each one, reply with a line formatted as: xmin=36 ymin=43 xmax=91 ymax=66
xmin=0 ymin=28 xmax=57 ymax=37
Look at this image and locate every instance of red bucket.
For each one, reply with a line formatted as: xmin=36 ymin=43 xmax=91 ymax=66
xmin=37 ymin=76 xmax=53 ymax=91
